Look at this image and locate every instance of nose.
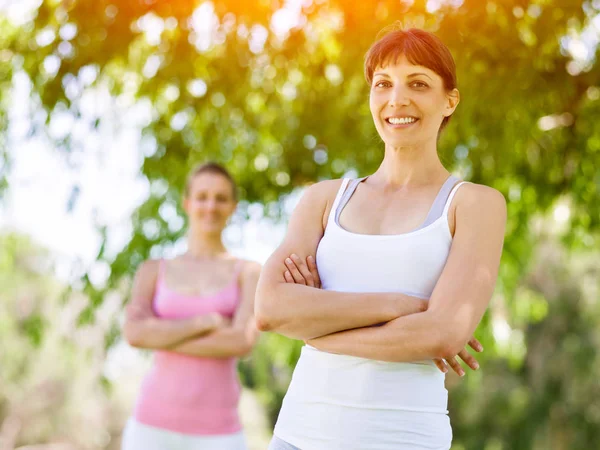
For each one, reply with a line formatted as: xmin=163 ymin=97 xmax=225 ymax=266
xmin=205 ymin=198 xmax=218 ymax=211
xmin=389 ymin=85 xmax=410 ymax=108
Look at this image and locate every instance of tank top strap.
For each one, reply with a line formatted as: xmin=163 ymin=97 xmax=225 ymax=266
xmin=156 ymin=258 xmax=167 ymax=286
xmin=334 ymin=177 xmax=367 ymax=225
xmin=419 ymin=175 xmax=460 ymax=229
xmin=232 ymin=259 xmax=245 ymax=282
xmin=326 ymin=178 xmax=351 ymax=226
xmin=442 ymin=181 xmax=470 ymax=217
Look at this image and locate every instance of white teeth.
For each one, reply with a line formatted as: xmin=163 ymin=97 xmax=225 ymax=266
xmin=387 ymin=117 xmax=417 ymax=125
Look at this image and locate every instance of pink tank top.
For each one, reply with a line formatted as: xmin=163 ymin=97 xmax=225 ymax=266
xmin=133 ymin=259 xmax=244 ymax=435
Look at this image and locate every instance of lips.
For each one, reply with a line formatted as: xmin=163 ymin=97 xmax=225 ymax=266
xmin=385 ymin=116 xmax=419 ymax=125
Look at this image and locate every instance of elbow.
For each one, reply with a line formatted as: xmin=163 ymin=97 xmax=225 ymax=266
xmin=235 ymin=342 xmax=255 ymax=358
xmin=255 ymin=318 xmax=271 ymax=332
xmin=232 ymin=328 xmax=258 ymax=357
xmin=254 ymin=283 xmax=282 ymax=332
xmin=123 ymin=322 xmax=150 ymax=349
xmin=123 ymin=326 xmax=143 ymax=348
xmin=253 ymin=300 xmax=273 ymax=332
xmin=255 ymin=307 xmax=288 ymax=333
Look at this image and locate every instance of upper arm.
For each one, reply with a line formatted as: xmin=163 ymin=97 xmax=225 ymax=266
xmin=125 ymin=260 xmax=159 ymax=324
xmin=232 ymin=260 xmax=262 ymax=342
xmin=257 ymin=180 xmax=342 ymax=292
xmin=428 ymin=184 xmax=507 ymax=349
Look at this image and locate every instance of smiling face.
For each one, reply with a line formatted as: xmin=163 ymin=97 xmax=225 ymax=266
xmin=364 ymin=28 xmax=460 ymax=149
xmin=183 ymin=172 xmax=237 ymax=235
xmin=369 ymin=54 xmax=459 ymax=148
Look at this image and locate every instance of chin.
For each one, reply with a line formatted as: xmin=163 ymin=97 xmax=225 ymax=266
xmin=194 ymin=222 xmax=224 ymax=234
xmin=383 ymin=137 xmax=419 ymax=148
xmin=204 ymin=224 xmax=225 ymax=233
xmin=383 ymin=133 xmax=431 ymax=148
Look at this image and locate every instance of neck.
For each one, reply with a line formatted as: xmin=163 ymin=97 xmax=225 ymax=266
xmin=185 ymin=231 xmax=227 ymax=259
xmin=371 ymin=139 xmax=448 ymax=188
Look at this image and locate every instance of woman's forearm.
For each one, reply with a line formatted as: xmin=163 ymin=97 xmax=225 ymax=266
xmin=124 ymin=313 xmax=218 ymax=350
xmin=167 ymin=327 xmax=254 ymax=358
xmin=255 ymin=280 xmax=427 ymax=340
xmin=307 ymin=310 xmax=456 ymax=362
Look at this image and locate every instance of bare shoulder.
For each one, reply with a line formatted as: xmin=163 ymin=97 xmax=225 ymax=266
xmin=298 ymin=179 xmax=346 ymax=226
xmin=265 ymin=178 xmax=347 ymax=264
xmin=127 ymin=259 xmax=160 ymax=317
xmin=239 ymin=259 xmax=262 ymax=279
xmin=455 ymin=183 xmax=507 ymax=219
xmin=301 ymin=179 xmax=345 ymax=204
xmin=136 ymin=259 xmax=160 ymax=279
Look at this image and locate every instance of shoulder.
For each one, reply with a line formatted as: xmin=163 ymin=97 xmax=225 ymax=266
xmin=301 ymin=179 xmax=346 ymax=203
xmin=237 ymin=259 xmax=262 ymax=293
xmin=455 ymin=183 xmax=506 ymax=216
xmin=238 ymin=258 xmax=262 ymax=274
xmin=296 ymin=178 xmax=347 ymax=221
xmin=237 ymin=258 xmax=262 ymax=281
xmin=129 ymin=260 xmax=160 ymax=306
xmin=282 ymin=179 xmax=346 ymax=229
xmin=452 ymin=183 xmax=507 ymax=233
xmin=136 ymin=259 xmax=161 ymax=278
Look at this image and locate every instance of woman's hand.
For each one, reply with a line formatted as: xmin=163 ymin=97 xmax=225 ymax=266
xmin=195 ymin=312 xmax=230 ymax=334
xmin=433 ymin=337 xmax=483 ymax=376
xmin=283 ymin=255 xmax=483 ymax=376
xmin=283 ymin=253 xmax=321 ymax=288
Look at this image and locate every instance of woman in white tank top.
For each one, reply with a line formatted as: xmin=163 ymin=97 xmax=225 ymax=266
xmin=255 ymin=28 xmax=507 ymax=450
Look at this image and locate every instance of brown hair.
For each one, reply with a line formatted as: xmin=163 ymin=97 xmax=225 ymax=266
xmin=185 ymin=162 xmax=238 ymax=200
xmin=364 ymin=27 xmax=457 ymax=132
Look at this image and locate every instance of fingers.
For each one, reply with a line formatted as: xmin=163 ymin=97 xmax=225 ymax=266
xmin=437 ymin=340 xmax=482 ymax=377
xmin=291 ymin=254 xmax=316 ymax=287
xmin=468 ymin=337 xmax=483 ymax=353
xmin=285 ymin=256 xmax=307 ymax=285
xmin=433 ymin=358 xmax=448 ymax=374
xmin=457 ymin=348 xmax=480 ymax=371
xmin=284 ymin=270 xmax=294 ymax=283
xmin=207 ymin=312 xmax=225 ymax=329
xmin=445 ymin=356 xmax=465 ymax=377
xmin=284 ymin=254 xmax=317 ymax=287
xmin=306 ymin=255 xmax=321 ymax=288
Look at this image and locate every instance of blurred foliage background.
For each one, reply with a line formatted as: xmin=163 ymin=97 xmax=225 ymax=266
xmin=1 ymin=0 xmax=599 ymax=448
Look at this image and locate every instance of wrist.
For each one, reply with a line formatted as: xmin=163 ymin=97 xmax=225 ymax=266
xmin=391 ymin=294 xmax=428 ymax=316
xmin=391 ymin=293 xmax=412 ymax=316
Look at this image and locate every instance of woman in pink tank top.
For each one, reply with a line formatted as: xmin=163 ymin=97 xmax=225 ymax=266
xmin=121 ymin=162 xmax=261 ymax=450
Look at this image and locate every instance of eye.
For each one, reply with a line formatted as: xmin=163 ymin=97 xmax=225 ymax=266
xmin=374 ymin=80 xmax=391 ymax=88
xmin=411 ymin=81 xmax=429 ymax=88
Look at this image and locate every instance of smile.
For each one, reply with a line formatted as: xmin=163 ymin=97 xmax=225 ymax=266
xmin=385 ymin=116 xmax=419 ymax=125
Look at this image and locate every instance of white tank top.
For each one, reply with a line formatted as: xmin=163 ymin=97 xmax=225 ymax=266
xmin=274 ymin=176 xmax=468 ymax=450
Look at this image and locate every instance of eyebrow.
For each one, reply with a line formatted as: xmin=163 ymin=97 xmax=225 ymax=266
xmin=408 ymin=72 xmax=433 ymax=80
xmin=373 ymin=72 xmax=433 ymax=80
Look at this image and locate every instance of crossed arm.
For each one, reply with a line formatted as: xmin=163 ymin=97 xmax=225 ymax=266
xmin=255 ymin=180 xmax=431 ymax=340
xmin=123 ymin=259 xmax=261 ymax=358
xmin=255 ymin=180 xmax=506 ymax=372
xmin=282 ymin=254 xmax=482 ymax=375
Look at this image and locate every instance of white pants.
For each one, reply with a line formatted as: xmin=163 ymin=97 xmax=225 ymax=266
xmin=121 ymin=419 xmax=248 ymax=450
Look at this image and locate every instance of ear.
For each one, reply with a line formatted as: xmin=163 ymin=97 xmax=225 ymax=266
xmin=444 ymin=88 xmax=460 ymax=117
xmin=182 ymin=195 xmax=190 ymax=214
xmin=228 ymin=199 xmax=239 ymax=216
